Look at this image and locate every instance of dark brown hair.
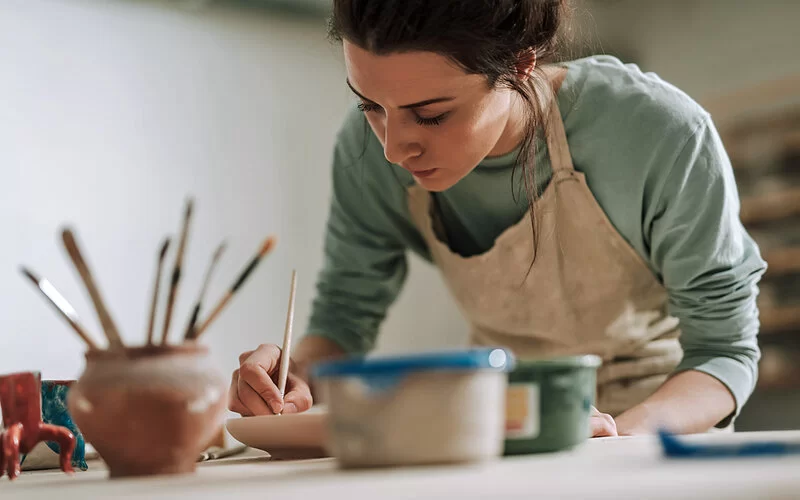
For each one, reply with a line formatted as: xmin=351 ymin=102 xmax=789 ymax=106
xmin=329 ymin=0 xmax=568 ymax=261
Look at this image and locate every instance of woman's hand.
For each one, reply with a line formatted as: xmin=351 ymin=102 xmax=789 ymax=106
xmin=590 ymin=406 xmax=618 ymax=437
xmin=228 ymin=344 xmax=313 ymax=416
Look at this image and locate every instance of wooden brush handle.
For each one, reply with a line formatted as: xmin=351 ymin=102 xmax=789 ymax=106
xmin=40 ymin=285 xmax=100 ymax=351
xmin=190 ymin=293 xmax=231 ymax=340
xmin=190 ymin=236 xmax=276 ymax=341
xmin=62 ymin=229 xmax=124 ymax=349
xmin=160 ymin=267 xmax=181 ymax=344
xmin=277 ymin=270 xmax=297 ymax=398
xmin=161 ymin=200 xmax=193 ymax=345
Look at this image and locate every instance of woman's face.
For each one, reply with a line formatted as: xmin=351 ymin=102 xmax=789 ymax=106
xmin=343 ymin=41 xmax=524 ymax=192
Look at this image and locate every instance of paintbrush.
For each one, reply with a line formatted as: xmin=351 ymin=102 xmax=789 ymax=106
xmin=20 ymin=266 xmax=101 ymax=351
xmin=277 ymin=269 xmax=297 ymax=409
xmin=192 ymin=236 xmax=276 ymax=340
xmin=160 ymin=199 xmax=194 ymax=345
xmin=145 ymin=238 xmax=171 ymax=346
xmin=61 ymin=228 xmax=125 ymax=350
xmin=183 ymin=241 xmax=226 ymax=341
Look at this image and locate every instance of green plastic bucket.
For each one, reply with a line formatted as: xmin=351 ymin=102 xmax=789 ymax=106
xmin=503 ymin=354 xmax=602 ymax=455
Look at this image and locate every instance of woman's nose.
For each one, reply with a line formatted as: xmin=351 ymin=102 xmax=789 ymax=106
xmin=383 ymin=117 xmax=422 ymax=165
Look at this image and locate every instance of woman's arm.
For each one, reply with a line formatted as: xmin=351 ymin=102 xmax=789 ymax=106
xmin=614 ymin=370 xmax=735 ymax=435
xmin=636 ymin=113 xmax=766 ymax=432
xmin=305 ymin=108 xmax=416 ymax=356
xmin=292 ymin=335 xmax=346 ymax=399
xmin=294 ymin=335 xmax=347 ymax=368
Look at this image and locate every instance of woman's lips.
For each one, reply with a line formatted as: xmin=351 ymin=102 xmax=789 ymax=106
xmin=408 ymin=168 xmax=438 ymax=179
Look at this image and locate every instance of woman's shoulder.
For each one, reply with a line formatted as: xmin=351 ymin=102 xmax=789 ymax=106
xmin=554 ymin=56 xmax=731 ymax=266
xmin=559 ymin=55 xmax=710 ymax=139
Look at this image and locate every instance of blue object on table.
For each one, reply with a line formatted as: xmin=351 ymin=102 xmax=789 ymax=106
xmin=658 ymin=428 xmax=800 ymax=459
xmin=19 ymin=381 xmax=88 ymax=471
xmin=311 ymin=347 xmax=515 ymax=394
xmin=312 ymin=347 xmax=515 ymax=377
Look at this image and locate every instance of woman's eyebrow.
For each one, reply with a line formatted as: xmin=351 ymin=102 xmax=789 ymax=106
xmin=346 ymin=79 xmax=456 ymax=109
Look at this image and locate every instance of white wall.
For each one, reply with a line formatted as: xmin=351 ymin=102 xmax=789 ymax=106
xmin=580 ymin=0 xmax=800 ymax=112
xmin=0 ymin=0 xmax=467 ymax=384
xmin=4 ymin=0 xmax=796 ymax=429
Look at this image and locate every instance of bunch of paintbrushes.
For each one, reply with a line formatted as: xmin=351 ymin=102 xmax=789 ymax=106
xmin=21 ymin=198 xmax=276 ymax=351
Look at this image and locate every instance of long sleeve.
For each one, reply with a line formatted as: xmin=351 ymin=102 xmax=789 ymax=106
xmin=305 ymin=110 xmax=417 ymax=354
xmin=646 ymin=114 xmax=767 ymax=425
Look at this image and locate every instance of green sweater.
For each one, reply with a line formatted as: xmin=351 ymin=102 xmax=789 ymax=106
xmin=306 ymin=55 xmax=767 ymax=416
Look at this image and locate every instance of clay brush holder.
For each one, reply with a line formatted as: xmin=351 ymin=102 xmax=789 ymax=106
xmin=67 ymin=343 xmax=227 ymax=478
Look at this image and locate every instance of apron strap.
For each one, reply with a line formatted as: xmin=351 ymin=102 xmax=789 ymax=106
xmin=544 ymin=95 xmax=575 ymax=173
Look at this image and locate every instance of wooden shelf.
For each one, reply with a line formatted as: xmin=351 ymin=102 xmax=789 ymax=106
xmin=740 ymin=186 xmax=800 ymax=225
xmin=760 ymin=305 xmax=800 ymax=334
xmin=703 ymin=74 xmax=800 ymax=126
xmin=723 ymin=110 xmax=800 ymax=142
xmin=781 ymin=129 xmax=800 ymax=153
xmin=763 ymin=247 xmax=800 ymax=277
xmin=728 ymin=128 xmax=800 ymax=171
xmin=757 ymin=345 xmax=800 ymax=390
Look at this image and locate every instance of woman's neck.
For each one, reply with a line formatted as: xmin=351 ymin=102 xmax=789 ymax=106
xmin=487 ymin=66 xmax=568 ymax=158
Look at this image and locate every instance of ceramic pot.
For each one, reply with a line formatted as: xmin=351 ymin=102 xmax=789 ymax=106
xmin=67 ymin=343 xmax=226 ymax=478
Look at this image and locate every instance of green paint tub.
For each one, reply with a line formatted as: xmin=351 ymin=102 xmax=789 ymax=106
xmin=503 ymin=354 xmax=602 ymax=455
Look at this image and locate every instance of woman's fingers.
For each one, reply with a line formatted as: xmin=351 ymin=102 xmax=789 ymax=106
xmin=282 ymin=372 xmax=313 ymax=414
xmin=229 ymin=343 xmax=313 ymax=415
xmin=590 ymin=406 xmax=618 ymax=437
xmin=227 ymin=369 xmax=252 ymax=416
xmin=238 ymin=366 xmax=282 ymax=414
xmin=237 ymin=375 xmax=275 ymax=415
xmin=238 ymin=349 xmax=255 ymax=365
xmin=236 ymin=344 xmax=284 ymax=414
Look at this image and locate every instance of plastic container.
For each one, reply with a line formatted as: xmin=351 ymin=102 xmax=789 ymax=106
xmin=311 ymin=348 xmax=514 ymax=468
xmin=504 ymin=354 xmax=601 ymax=455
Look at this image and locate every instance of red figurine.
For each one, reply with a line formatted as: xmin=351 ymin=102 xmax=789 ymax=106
xmin=0 ymin=371 xmax=76 ymax=480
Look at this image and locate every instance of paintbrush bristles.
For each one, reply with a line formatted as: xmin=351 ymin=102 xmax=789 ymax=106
xmin=259 ymin=237 xmax=275 ymax=256
xmin=21 ymin=267 xmax=39 ymax=285
xmin=146 ymin=238 xmax=171 ymax=346
xmin=20 ymin=266 xmax=100 ymax=351
xmin=160 ymin=239 xmax=171 ymax=260
xmin=61 ymin=229 xmax=125 ymax=350
xmin=191 ymin=235 xmax=277 ymax=340
xmin=231 ymin=236 xmax=276 ymax=293
xmin=160 ymin=198 xmax=194 ymax=345
xmin=183 ymin=241 xmax=226 ymax=341
xmin=21 ymin=267 xmax=41 ymax=288
xmin=201 ymin=242 xmax=227 ymax=299
xmin=213 ymin=243 xmax=227 ymax=262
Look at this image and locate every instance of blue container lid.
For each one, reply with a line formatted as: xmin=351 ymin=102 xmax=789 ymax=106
xmin=311 ymin=347 xmax=515 ymax=379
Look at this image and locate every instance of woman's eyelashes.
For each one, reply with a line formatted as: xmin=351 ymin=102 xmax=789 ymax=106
xmin=416 ymin=114 xmax=449 ymax=126
xmin=357 ymin=101 xmax=448 ymax=127
xmin=357 ymin=101 xmax=381 ymax=113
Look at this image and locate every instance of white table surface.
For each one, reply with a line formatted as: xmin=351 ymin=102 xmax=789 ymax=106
xmin=3 ymin=431 xmax=800 ymax=499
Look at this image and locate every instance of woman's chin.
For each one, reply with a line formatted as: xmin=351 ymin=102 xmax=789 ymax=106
xmin=413 ymin=171 xmax=457 ymax=192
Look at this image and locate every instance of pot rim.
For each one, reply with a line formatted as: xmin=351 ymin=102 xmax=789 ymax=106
xmin=511 ymin=354 xmax=603 ymax=371
xmin=84 ymin=342 xmax=209 ymax=361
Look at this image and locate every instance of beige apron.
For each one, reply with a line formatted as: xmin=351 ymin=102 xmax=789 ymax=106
xmin=406 ymin=101 xmax=683 ymax=416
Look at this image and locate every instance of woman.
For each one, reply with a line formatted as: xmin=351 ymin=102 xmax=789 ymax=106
xmin=229 ymin=0 xmax=766 ymax=436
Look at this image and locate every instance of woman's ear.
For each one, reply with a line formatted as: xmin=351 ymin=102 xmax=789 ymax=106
xmin=514 ymin=49 xmax=537 ymax=80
